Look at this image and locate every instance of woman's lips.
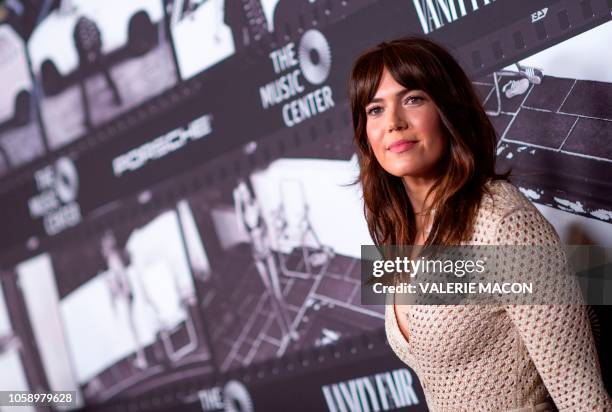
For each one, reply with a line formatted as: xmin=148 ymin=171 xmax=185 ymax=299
xmin=388 ymin=140 xmax=418 ymax=153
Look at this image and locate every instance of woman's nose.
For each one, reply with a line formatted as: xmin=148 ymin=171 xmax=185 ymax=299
xmin=387 ymin=105 xmax=408 ymax=133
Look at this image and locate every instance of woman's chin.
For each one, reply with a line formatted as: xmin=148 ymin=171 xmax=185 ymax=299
xmin=387 ymin=167 xmax=426 ymax=179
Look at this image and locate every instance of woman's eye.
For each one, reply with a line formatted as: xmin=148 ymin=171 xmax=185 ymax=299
xmin=366 ymin=106 xmax=383 ymax=116
xmin=404 ymin=96 xmax=423 ymax=105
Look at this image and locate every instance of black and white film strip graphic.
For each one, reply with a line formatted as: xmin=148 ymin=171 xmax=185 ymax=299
xmin=2 ymin=0 xmax=609 ymax=191
xmin=0 ymin=0 xmax=610 ymax=262
xmin=454 ymin=0 xmax=611 ymax=77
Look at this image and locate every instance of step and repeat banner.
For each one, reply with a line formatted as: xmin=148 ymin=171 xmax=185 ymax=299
xmin=0 ymin=1 xmax=610 ymax=411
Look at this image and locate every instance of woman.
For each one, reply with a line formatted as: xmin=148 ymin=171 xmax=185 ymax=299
xmin=348 ymin=37 xmax=610 ymax=411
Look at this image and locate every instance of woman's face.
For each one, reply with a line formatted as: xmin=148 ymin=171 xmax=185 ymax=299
xmin=365 ymin=68 xmax=446 ymax=179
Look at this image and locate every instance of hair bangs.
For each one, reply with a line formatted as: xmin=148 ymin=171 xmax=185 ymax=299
xmin=381 ymin=44 xmax=428 ymax=95
xmin=350 ymin=51 xmax=385 ymax=112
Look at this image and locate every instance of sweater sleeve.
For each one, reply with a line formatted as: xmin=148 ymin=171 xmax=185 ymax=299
xmin=497 ymin=207 xmax=611 ymax=411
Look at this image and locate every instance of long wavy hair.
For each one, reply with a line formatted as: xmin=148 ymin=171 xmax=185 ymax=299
xmin=349 ymin=37 xmax=508 ymax=246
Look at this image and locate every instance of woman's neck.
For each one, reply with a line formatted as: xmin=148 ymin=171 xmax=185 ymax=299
xmin=402 ymin=176 xmax=437 ymax=214
xmin=402 ymin=176 xmax=438 ymax=245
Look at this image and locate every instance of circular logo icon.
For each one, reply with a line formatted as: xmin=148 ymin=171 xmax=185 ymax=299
xmin=223 ymin=380 xmax=254 ymax=412
xmin=54 ymin=157 xmax=79 ymax=204
xmin=298 ymin=29 xmax=331 ymax=85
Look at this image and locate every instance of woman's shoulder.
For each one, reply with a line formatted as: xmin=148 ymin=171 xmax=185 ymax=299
xmin=470 ymin=179 xmax=557 ymax=245
xmin=479 ymin=179 xmax=536 ymax=220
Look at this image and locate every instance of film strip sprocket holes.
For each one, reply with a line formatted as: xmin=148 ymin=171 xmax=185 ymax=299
xmin=262 ymin=0 xmax=375 ymax=47
xmin=455 ymin=0 xmax=612 ymax=78
xmin=1 ymin=0 xmax=608 ymax=195
xmin=0 ymin=0 xmax=367 ymax=194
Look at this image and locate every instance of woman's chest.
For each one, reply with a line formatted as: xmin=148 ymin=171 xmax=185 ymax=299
xmin=394 ymin=305 xmax=514 ymax=366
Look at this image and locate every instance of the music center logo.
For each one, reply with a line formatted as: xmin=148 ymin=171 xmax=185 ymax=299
xmin=259 ymin=29 xmax=335 ymax=127
xmin=28 ymin=157 xmax=82 ymax=236
xmin=321 ymin=368 xmax=420 ymax=412
xmin=198 ymin=380 xmax=254 ymax=412
xmin=413 ymin=0 xmax=497 ymax=34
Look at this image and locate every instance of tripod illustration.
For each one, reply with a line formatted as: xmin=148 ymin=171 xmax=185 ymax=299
xmin=271 ymin=179 xmax=334 ymax=280
xmin=233 ymin=180 xmax=298 ymax=342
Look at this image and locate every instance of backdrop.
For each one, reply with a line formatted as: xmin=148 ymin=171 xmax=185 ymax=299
xmin=0 ymin=1 xmax=610 ymax=411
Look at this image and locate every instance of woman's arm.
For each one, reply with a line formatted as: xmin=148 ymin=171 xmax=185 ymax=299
xmin=497 ymin=208 xmax=610 ymax=410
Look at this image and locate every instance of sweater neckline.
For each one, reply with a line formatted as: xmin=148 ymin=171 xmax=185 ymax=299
xmin=392 ymin=298 xmax=411 ymax=345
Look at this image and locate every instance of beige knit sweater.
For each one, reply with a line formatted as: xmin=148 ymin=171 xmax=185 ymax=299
xmin=385 ymin=180 xmax=611 ymax=411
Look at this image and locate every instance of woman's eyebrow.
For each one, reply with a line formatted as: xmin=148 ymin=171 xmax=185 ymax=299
xmin=368 ymin=88 xmax=411 ymax=104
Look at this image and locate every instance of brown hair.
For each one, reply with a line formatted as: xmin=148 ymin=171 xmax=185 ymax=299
xmin=349 ymin=37 xmax=508 ymax=246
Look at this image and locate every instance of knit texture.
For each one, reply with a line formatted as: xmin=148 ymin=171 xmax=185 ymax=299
xmin=385 ymin=180 xmax=611 ymax=411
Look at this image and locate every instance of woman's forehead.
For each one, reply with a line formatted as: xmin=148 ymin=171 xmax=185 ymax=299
xmin=369 ymin=70 xmax=426 ymax=102
xmin=373 ymin=70 xmax=406 ymax=96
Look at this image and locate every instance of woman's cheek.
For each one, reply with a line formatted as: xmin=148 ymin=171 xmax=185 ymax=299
xmin=366 ymin=127 xmax=381 ymax=151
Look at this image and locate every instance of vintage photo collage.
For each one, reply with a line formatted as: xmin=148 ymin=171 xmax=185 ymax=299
xmin=0 ymin=102 xmax=386 ymax=407
xmin=0 ymin=0 xmax=374 ymax=178
xmin=0 ymin=1 xmax=611 ymax=409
